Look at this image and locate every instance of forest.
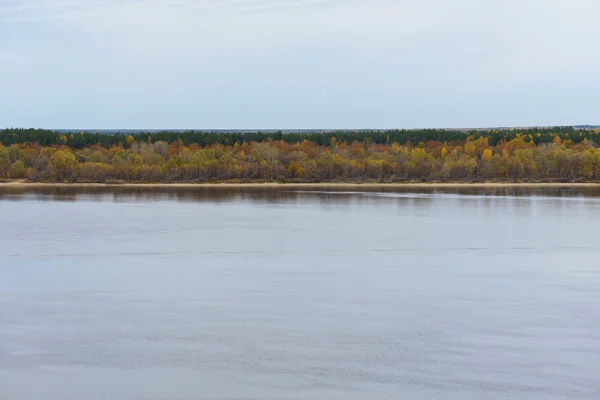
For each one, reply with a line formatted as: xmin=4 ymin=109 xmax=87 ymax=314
xmin=2 ymin=128 xmax=600 ymax=183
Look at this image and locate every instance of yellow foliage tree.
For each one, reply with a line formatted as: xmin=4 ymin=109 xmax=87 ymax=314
xmin=49 ymin=150 xmax=78 ymax=181
xmin=482 ymin=149 xmax=493 ymax=162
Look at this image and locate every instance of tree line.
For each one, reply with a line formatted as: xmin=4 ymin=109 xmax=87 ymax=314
xmin=1 ymin=130 xmax=600 ymax=183
xmin=2 ymin=127 xmax=600 ymax=149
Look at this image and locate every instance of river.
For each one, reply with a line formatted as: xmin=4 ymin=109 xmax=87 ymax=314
xmin=1 ymin=186 xmax=599 ymax=399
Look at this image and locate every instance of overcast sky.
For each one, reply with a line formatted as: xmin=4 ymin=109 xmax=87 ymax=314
xmin=1 ymin=0 xmax=599 ymax=129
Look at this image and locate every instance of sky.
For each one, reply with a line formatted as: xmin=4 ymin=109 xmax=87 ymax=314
xmin=1 ymin=0 xmax=599 ymax=129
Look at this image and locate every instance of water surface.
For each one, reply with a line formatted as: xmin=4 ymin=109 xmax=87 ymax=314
xmin=1 ymin=187 xmax=599 ymax=399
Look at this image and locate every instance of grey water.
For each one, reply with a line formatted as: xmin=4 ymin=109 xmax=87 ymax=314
xmin=1 ymin=186 xmax=599 ymax=400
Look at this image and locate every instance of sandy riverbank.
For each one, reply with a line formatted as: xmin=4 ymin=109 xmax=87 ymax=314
xmin=1 ymin=181 xmax=599 ymax=189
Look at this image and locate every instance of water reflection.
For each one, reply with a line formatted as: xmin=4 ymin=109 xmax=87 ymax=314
xmin=2 ymin=186 xmax=600 ymax=222
xmin=1 ymin=185 xmax=600 ymax=205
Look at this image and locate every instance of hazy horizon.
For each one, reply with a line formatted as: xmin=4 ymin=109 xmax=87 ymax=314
xmin=2 ymin=0 xmax=599 ymax=129
xmin=5 ymin=125 xmax=600 ymax=132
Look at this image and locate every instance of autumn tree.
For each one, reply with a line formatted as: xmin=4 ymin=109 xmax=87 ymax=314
xmin=49 ymin=150 xmax=78 ymax=181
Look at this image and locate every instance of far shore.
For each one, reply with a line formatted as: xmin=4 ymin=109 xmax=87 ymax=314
xmin=1 ymin=181 xmax=600 ymax=189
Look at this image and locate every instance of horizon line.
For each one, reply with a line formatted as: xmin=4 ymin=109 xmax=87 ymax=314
xmin=4 ymin=125 xmax=600 ymax=132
